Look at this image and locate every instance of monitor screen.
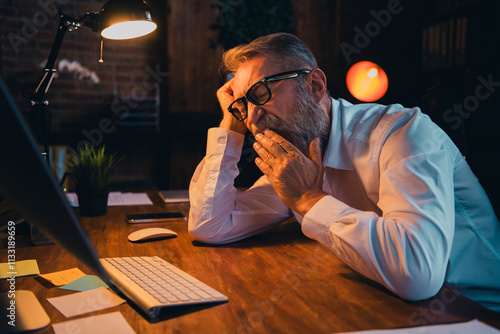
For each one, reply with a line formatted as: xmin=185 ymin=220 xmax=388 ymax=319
xmin=0 ymin=76 xmax=109 ymax=281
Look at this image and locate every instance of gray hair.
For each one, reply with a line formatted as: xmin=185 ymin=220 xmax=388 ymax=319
xmin=221 ymin=33 xmax=318 ymax=73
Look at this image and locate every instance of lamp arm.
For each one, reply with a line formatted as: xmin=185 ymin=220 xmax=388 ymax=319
xmin=28 ymin=8 xmax=98 ymax=167
xmin=31 ymin=9 xmax=87 ymax=104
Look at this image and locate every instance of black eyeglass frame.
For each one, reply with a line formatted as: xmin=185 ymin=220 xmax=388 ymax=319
xmin=227 ymin=69 xmax=311 ymax=121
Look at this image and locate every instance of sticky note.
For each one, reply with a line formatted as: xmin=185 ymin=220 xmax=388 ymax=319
xmin=59 ymin=275 xmax=108 ymax=291
xmin=39 ymin=268 xmax=86 ymax=286
xmin=47 ymin=286 xmax=125 ymax=318
xmin=52 ymin=311 xmax=135 ymax=334
xmin=0 ymin=259 xmax=39 ymax=279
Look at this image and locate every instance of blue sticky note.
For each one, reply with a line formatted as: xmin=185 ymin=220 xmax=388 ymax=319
xmin=59 ymin=275 xmax=108 ymax=291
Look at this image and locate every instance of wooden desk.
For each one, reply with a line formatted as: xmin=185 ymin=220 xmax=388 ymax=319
xmin=1 ymin=193 xmax=499 ymax=333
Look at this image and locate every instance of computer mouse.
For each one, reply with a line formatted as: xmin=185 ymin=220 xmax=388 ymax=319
xmin=128 ymin=227 xmax=177 ymax=242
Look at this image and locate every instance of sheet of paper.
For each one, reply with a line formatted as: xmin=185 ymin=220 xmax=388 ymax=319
xmin=39 ymin=268 xmax=86 ymax=286
xmin=158 ymin=189 xmax=189 ymax=203
xmin=47 ymin=287 xmax=125 ymax=318
xmin=66 ymin=192 xmax=153 ymax=207
xmin=0 ymin=259 xmax=39 ymax=279
xmin=52 ymin=311 xmax=135 ymax=334
xmin=108 ymin=192 xmax=153 ymax=205
xmin=335 ymin=319 xmax=500 ymax=334
xmin=59 ymin=275 xmax=109 ymax=291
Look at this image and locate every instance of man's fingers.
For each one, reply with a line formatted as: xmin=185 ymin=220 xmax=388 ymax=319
xmin=254 ymin=157 xmax=273 ymax=175
xmin=309 ymin=138 xmax=322 ymax=165
xmin=217 ymin=79 xmax=235 ymax=110
xmin=253 ymin=141 xmax=276 ymax=166
xmin=265 ymin=130 xmax=298 ymax=153
xmin=255 ymin=130 xmax=296 ymax=156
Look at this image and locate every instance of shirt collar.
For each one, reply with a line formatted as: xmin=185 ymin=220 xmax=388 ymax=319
xmin=323 ymin=98 xmax=354 ymax=170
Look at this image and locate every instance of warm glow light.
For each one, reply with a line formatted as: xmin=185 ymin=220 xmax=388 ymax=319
xmin=101 ymin=21 xmax=157 ymax=40
xmin=346 ymin=61 xmax=388 ymax=102
xmin=367 ymin=68 xmax=378 ymax=79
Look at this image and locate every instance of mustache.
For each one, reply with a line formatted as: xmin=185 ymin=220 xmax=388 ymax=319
xmin=254 ymin=114 xmax=287 ymax=134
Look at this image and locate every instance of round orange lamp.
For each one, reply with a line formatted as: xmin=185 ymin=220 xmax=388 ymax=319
xmin=346 ymin=61 xmax=388 ymax=102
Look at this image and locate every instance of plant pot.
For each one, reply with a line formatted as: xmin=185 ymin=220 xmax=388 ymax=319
xmin=76 ymin=188 xmax=110 ymax=217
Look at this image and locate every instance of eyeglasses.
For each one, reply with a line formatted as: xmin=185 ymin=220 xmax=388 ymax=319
xmin=227 ymin=69 xmax=311 ymax=121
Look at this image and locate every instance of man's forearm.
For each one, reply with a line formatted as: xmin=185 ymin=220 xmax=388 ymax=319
xmin=188 ymin=128 xmax=244 ymax=243
xmin=188 ymin=128 xmax=292 ymax=244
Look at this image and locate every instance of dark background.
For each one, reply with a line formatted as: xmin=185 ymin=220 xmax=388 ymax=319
xmin=1 ymin=0 xmax=499 ymax=212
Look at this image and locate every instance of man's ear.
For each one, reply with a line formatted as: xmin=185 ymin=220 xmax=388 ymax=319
xmin=307 ymin=69 xmax=328 ymax=103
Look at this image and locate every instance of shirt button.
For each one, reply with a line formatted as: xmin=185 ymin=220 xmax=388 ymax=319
xmin=217 ymin=137 xmax=226 ymax=144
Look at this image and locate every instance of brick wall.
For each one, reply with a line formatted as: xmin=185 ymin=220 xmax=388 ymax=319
xmin=0 ymin=0 xmax=167 ymax=190
xmin=0 ymin=0 xmax=163 ymax=133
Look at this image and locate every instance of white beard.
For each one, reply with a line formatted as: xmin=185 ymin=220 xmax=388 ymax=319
xmin=253 ymin=84 xmax=329 ymax=157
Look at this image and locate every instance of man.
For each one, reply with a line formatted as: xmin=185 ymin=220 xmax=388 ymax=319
xmin=188 ymin=33 xmax=500 ymax=311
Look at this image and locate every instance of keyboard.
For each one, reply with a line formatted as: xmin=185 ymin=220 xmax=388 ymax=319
xmin=100 ymin=256 xmax=228 ymax=318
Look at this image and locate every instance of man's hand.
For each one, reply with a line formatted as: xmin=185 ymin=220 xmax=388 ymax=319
xmin=253 ymin=130 xmax=327 ymax=216
xmin=217 ymin=79 xmax=248 ymax=134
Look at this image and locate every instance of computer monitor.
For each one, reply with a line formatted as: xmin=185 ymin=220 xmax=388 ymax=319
xmin=0 ymin=76 xmax=109 ymax=282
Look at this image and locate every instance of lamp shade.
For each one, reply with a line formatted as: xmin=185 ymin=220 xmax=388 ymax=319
xmin=99 ymin=0 xmax=157 ymax=40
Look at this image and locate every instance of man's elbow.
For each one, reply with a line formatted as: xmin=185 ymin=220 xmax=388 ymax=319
xmin=187 ymin=224 xmax=228 ymax=244
xmin=390 ymin=267 xmax=445 ymax=301
xmin=187 ymin=209 xmax=228 ymax=244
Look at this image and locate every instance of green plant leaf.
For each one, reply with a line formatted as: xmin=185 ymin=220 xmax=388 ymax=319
xmin=66 ymin=144 xmax=122 ymax=192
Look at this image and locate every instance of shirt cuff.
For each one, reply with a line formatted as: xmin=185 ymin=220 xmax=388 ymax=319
xmin=301 ymin=195 xmax=351 ymax=245
xmin=207 ymin=127 xmax=245 ymax=159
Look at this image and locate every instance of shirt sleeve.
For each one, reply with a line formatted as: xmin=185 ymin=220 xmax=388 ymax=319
xmin=301 ymin=112 xmax=457 ymax=301
xmin=188 ymin=128 xmax=292 ymax=244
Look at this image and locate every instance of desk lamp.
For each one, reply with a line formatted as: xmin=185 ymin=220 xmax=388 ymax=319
xmin=27 ymin=0 xmax=157 ymax=168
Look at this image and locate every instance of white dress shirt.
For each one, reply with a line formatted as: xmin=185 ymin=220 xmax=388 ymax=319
xmin=189 ymin=98 xmax=500 ymax=312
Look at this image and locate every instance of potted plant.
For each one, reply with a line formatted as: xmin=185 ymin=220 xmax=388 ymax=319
xmin=66 ymin=144 xmax=121 ymax=217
